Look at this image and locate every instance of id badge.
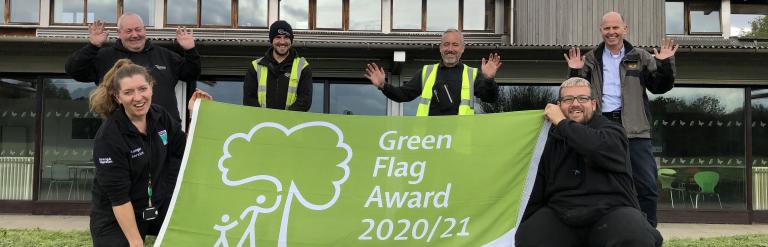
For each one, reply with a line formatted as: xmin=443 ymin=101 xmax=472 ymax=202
xmin=142 ymin=207 xmax=158 ymax=221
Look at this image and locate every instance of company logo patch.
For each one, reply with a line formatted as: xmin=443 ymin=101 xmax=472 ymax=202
xmin=627 ymin=63 xmax=638 ymax=70
xmin=98 ymin=157 xmax=113 ymax=165
xmin=159 ymin=130 xmax=168 ymax=145
xmin=154 ymin=65 xmax=167 ymax=70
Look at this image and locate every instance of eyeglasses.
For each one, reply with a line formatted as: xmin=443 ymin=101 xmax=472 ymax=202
xmin=559 ymin=95 xmax=593 ymax=104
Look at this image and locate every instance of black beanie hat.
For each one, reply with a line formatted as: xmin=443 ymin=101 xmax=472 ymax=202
xmin=269 ymin=20 xmax=294 ymax=43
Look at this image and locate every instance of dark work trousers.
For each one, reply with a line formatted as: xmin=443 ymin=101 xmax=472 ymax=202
xmin=91 ymin=199 xmax=170 ymax=247
xmin=629 ymin=138 xmax=659 ymax=227
xmin=515 ymin=206 xmax=662 ymax=247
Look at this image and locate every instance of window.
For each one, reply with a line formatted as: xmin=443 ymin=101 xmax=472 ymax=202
xmin=349 ymin=0 xmax=381 ymax=30
xmin=665 ymin=0 xmax=722 ymax=35
xmin=52 ymin=0 xmax=154 ymax=26
xmin=752 ymin=88 xmax=768 ymax=210
xmin=166 ymin=0 xmax=198 ymax=26
xmin=650 ymin=87 xmax=746 ymax=210
xmin=392 ymin=0 xmax=494 ymax=32
xmin=238 ymin=0 xmax=268 ymax=27
xmin=279 ymin=0 xmax=381 ymax=31
xmin=0 ymin=78 xmax=37 ymax=200
xmin=316 ymin=0 xmax=343 ymax=29
xmin=730 ymin=0 xmax=768 ymax=38
xmin=201 ymin=0 xmax=232 ymax=26
xmin=329 ymin=82 xmax=387 ymax=115
xmin=3 ymin=0 xmax=40 ymax=24
xmin=124 ymin=0 xmax=155 ymax=26
xmin=40 ymin=78 xmax=98 ymax=201
xmin=279 ymin=0 xmax=310 ymax=29
xmin=166 ymin=0 xmax=267 ymax=28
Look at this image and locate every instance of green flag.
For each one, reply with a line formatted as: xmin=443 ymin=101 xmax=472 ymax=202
xmin=155 ymin=100 xmax=549 ymax=246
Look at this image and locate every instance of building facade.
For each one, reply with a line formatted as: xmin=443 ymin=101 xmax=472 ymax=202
xmin=1 ymin=0 xmax=767 ymax=223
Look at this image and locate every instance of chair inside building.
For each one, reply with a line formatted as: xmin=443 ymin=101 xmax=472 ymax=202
xmin=658 ymin=168 xmax=690 ymax=208
xmin=693 ymin=171 xmax=722 ymax=209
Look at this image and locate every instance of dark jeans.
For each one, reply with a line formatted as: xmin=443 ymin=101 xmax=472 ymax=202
xmin=629 ymin=138 xmax=659 ymax=227
xmin=516 ymin=206 xmax=662 ymax=247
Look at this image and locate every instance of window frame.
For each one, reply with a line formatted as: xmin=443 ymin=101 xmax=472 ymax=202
xmin=2 ymin=0 xmax=41 ymax=25
xmin=390 ymin=0 xmax=495 ymax=32
xmin=49 ymin=0 xmax=121 ymax=26
xmin=666 ymin=0 xmax=723 ymax=36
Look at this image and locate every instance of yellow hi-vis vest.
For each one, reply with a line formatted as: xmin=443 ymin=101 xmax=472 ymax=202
xmin=415 ymin=64 xmax=478 ymax=116
xmin=250 ymin=57 xmax=309 ymax=110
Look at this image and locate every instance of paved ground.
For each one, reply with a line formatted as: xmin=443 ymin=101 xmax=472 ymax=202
xmin=2 ymin=214 xmax=768 ymax=240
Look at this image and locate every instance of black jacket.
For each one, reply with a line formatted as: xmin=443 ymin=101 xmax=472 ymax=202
xmin=382 ymin=62 xmax=498 ymax=116
xmin=243 ymin=48 xmax=313 ymax=111
xmin=65 ymin=40 xmax=201 ymax=121
xmin=90 ymin=105 xmax=185 ymax=232
xmin=523 ymin=115 xmax=639 ymax=226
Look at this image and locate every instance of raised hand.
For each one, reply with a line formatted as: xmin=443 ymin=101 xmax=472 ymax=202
xmin=563 ymin=47 xmax=585 ymax=69
xmin=653 ymin=38 xmax=678 ymax=60
xmin=176 ymin=26 xmax=196 ymax=50
xmin=481 ymin=53 xmax=502 ymax=79
xmin=188 ymin=89 xmax=213 ymax=115
xmin=88 ymin=20 xmax=109 ymax=47
xmin=364 ymin=63 xmax=386 ymax=89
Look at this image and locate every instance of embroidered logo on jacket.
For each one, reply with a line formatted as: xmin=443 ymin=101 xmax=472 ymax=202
xmin=98 ymin=157 xmax=113 ymax=165
xmin=154 ymin=65 xmax=167 ymax=70
xmin=131 ymin=147 xmax=145 ymax=158
xmin=159 ymin=130 xmax=168 ymax=145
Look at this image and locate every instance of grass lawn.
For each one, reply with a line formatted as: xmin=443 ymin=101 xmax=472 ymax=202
xmin=2 ymin=228 xmax=768 ymax=246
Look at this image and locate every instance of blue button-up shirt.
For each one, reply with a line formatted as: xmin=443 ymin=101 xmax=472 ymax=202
xmin=601 ymin=46 xmax=625 ymax=112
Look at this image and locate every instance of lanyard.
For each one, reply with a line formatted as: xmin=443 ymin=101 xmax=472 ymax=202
xmin=146 ymin=119 xmax=154 ymax=208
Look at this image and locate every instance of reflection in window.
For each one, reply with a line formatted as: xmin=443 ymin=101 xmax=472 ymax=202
xmin=349 ymin=0 xmax=381 ymax=30
xmin=124 ymin=0 xmax=155 ymax=26
xmin=392 ymin=0 xmax=421 ymax=30
xmin=752 ymin=88 xmax=768 ymax=210
xmin=731 ymin=1 xmax=768 ymax=38
xmin=689 ymin=1 xmax=721 ymax=33
xmin=41 ymin=79 xmax=98 ymax=201
xmin=9 ymin=0 xmax=39 ymax=23
xmin=477 ymin=86 xmax=558 ymax=114
xmin=316 ymin=0 xmax=342 ymax=29
xmin=167 ymin=0 xmax=197 ymax=25
xmin=202 ymin=0 xmax=231 ymax=26
xmin=196 ymin=81 xmax=244 ymax=105
xmin=238 ymin=0 xmax=268 ymax=27
xmin=665 ymin=1 xmax=684 ymax=35
xmin=0 ymin=78 xmax=36 ymax=200
xmin=280 ymin=0 xmax=309 ymax=29
xmin=330 ymin=83 xmax=387 ymax=115
xmin=87 ymin=0 xmax=117 ymax=23
xmin=650 ymin=87 xmax=745 ymax=209
xmin=310 ymin=83 xmax=324 ymax=113
xmin=427 ymin=0 xmax=458 ymax=31
xmin=463 ymin=0 xmax=491 ymax=30
xmin=53 ymin=0 xmax=85 ymax=24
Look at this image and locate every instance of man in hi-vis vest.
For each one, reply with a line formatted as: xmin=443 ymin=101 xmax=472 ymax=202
xmin=243 ymin=20 xmax=312 ymax=111
xmin=365 ymin=29 xmax=501 ymax=116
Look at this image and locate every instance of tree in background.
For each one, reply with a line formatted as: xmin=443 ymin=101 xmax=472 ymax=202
xmin=742 ymin=15 xmax=768 ymax=38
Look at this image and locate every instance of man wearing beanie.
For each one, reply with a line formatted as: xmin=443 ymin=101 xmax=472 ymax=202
xmin=243 ymin=20 xmax=313 ymax=111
